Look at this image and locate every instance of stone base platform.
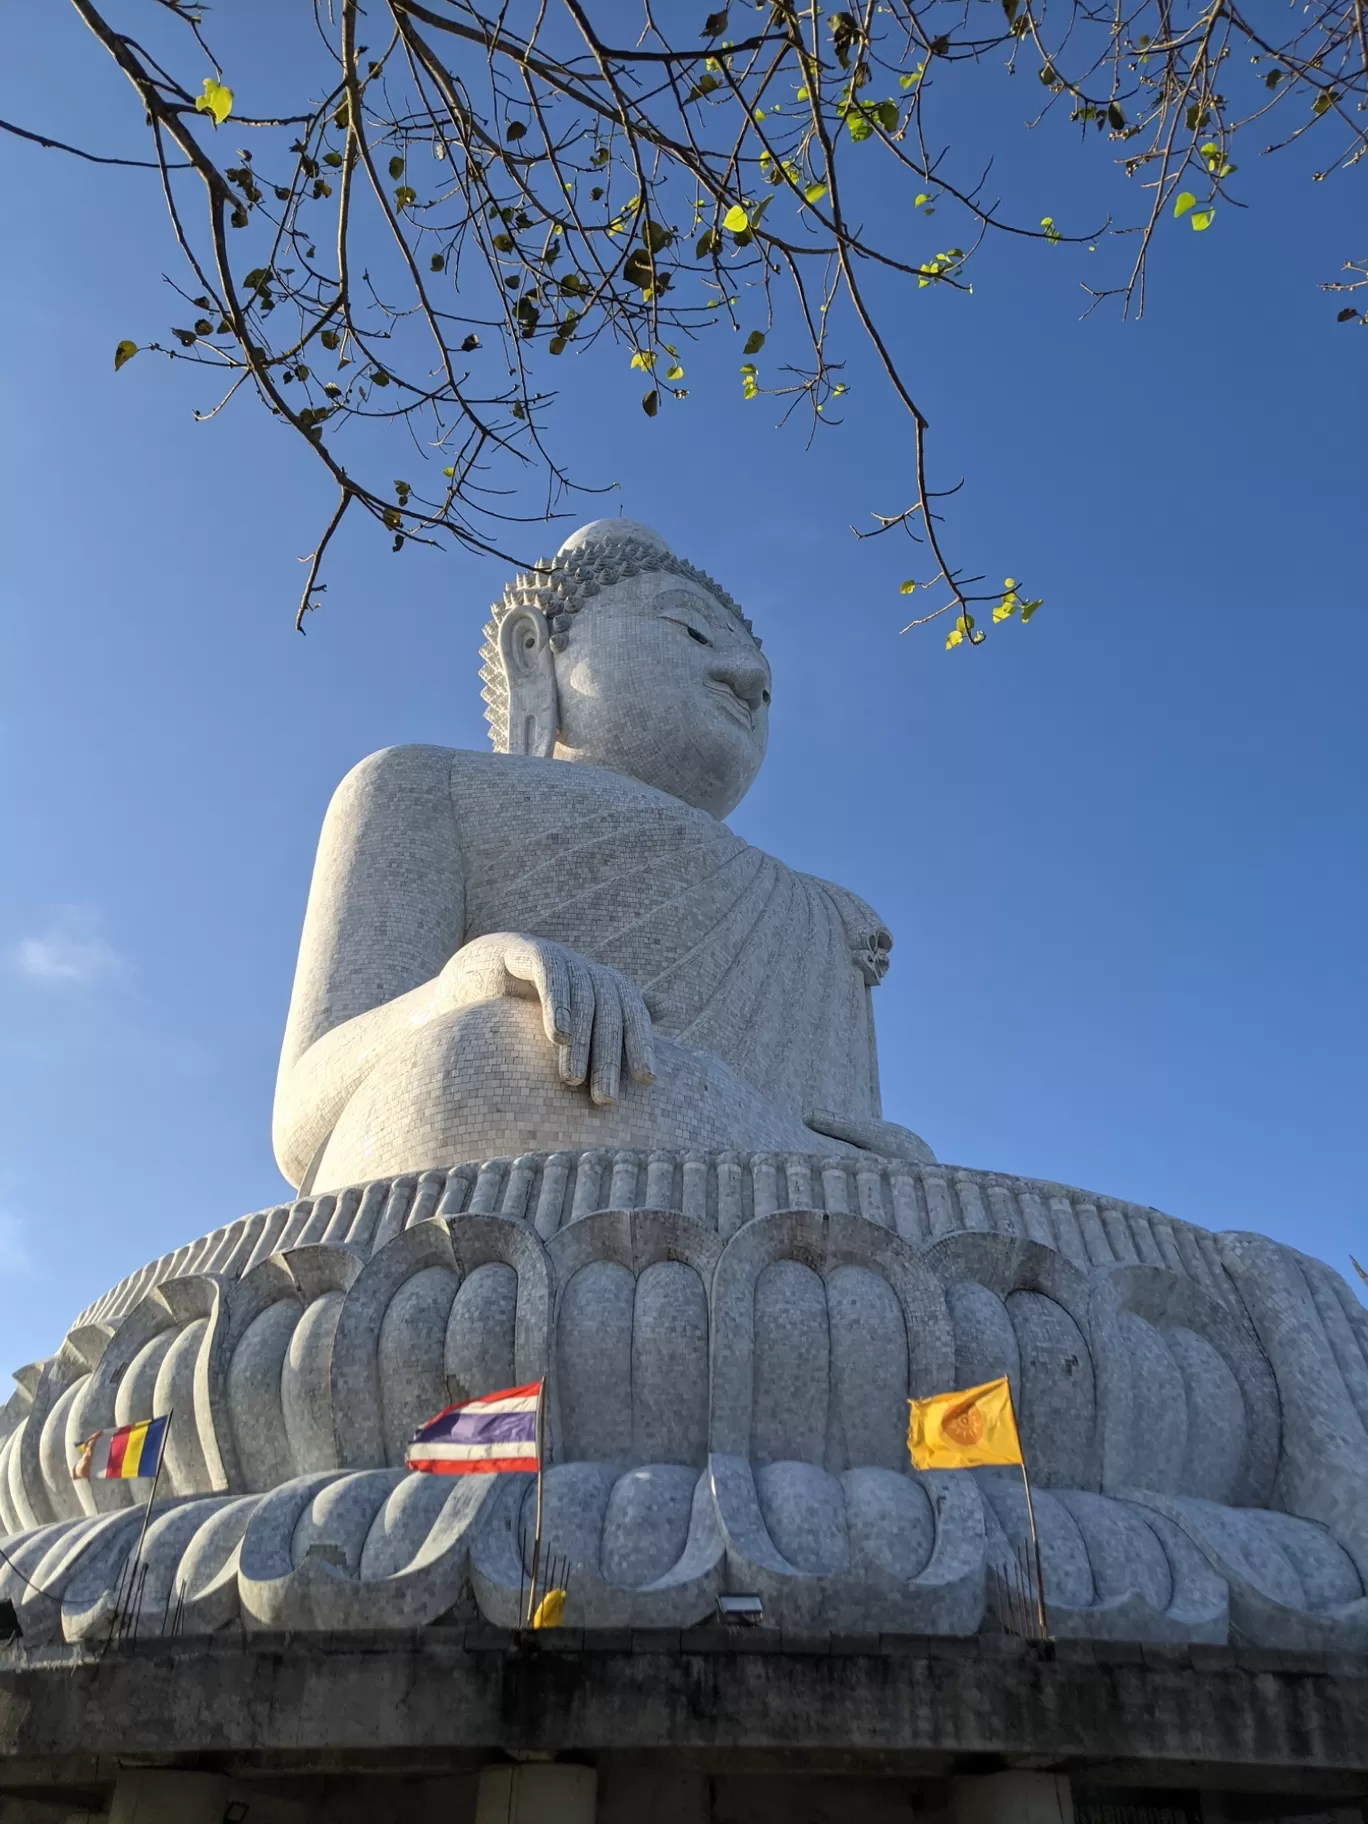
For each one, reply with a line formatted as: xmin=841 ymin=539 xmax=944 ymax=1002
xmin=6 ymin=1152 xmax=1368 ymax=1652
xmin=1 ymin=1630 xmax=1366 ymax=1821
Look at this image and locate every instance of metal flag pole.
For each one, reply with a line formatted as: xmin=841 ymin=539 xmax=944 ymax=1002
xmin=1017 ymin=1447 xmax=1048 ymax=1642
xmin=524 ymin=1380 xmax=546 ymax=1628
xmin=122 ymin=1411 xmax=172 ymax=1634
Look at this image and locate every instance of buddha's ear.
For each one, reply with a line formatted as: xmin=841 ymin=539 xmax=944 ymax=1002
xmin=498 ymin=605 xmax=558 ymax=758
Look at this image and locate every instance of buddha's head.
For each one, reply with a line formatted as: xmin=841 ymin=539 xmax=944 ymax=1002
xmin=480 ymin=519 xmax=771 ymax=817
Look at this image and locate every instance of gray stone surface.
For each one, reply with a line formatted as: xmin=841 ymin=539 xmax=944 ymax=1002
xmin=2 ymin=1632 xmax=1367 ymax=1793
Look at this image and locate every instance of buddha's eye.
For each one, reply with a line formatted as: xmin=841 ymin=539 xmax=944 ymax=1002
xmin=685 ymin=625 xmax=712 ymax=647
xmin=761 ymin=688 xmax=771 ymax=705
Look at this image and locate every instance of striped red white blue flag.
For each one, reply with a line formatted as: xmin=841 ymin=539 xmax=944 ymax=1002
xmin=405 ymin=1380 xmax=543 ymax=1476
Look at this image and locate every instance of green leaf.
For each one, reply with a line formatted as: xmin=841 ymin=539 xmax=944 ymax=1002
xmin=1189 ymin=208 xmax=1215 ymax=231
xmin=506 ymin=121 xmax=527 ymax=141
xmin=194 ymin=77 xmax=234 ymax=127
xmin=430 ymin=254 xmax=445 ymax=272
xmin=723 ymin=203 xmax=750 ymax=234
xmin=642 ymin=389 xmax=660 ymax=417
xmin=630 ymin=349 xmax=656 ymax=371
xmin=945 ymin=627 xmax=964 ymax=650
xmin=394 ymin=186 xmax=417 ymax=209
xmin=460 ymin=333 xmax=480 ymax=351
xmin=113 ymin=338 xmax=138 ymax=372
xmin=389 ymin=155 xmax=405 ymax=180
xmin=742 ymin=330 xmax=765 ymax=355
xmin=665 ymin=363 xmax=684 ymax=380
xmin=741 ymin=373 xmax=759 ymax=400
xmin=1107 ymin=103 xmax=1125 ymax=130
xmin=548 ymin=336 xmax=567 ymax=355
xmin=846 ymin=112 xmax=873 ymax=142
xmin=642 ymin=219 xmax=673 ymax=254
xmin=1019 ymin=597 xmax=1043 ymax=623
xmin=803 ymin=182 xmax=828 ymax=205
xmin=623 ymin=247 xmax=655 ymax=289
xmin=1337 ymin=307 xmax=1359 ymax=322
xmin=1173 ymin=191 xmax=1197 ymax=218
xmin=899 ymin=580 xmax=916 ymax=595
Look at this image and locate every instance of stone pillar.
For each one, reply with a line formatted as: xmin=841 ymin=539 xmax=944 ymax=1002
xmin=108 ymin=1770 xmax=228 ymax=1824
xmin=951 ymin=1772 xmax=1073 ymax=1824
xmin=475 ymin=1765 xmax=597 ymax=1824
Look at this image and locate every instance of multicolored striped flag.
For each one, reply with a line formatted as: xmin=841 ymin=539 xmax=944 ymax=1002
xmin=73 ymin=1414 xmax=170 ymax=1482
xmin=405 ymin=1380 xmax=542 ymax=1476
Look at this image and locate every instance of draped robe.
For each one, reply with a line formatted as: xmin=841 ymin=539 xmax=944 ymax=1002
xmin=275 ymin=746 xmax=890 ymax=1187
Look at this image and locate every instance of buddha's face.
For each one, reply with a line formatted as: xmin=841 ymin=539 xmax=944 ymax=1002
xmin=552 ymin=572 xmax=771 ymax=817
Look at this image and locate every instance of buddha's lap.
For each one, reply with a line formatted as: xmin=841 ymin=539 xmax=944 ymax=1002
xmin=313 ymin=996 xmax=826 ymax=1191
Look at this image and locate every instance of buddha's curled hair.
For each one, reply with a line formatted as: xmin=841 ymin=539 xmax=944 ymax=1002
xmin=479 ymin=532 xmax=757 ymax=752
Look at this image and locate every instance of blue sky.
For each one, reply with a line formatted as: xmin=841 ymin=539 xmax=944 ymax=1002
xmin=2 ymin=3 xmax=1364 ymax=1379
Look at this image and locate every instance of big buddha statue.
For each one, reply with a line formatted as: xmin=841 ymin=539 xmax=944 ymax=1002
xmin=3 ymin=520 xmax=1367 ymax=1652
xmin=274 ymin=517 xmax=925 ymax=1198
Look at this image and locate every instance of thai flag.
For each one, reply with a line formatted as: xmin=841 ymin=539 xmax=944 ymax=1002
xmin=405 ymin=1380 xmax=543 ymax=1476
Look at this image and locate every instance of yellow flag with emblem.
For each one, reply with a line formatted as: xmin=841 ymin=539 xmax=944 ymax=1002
xmin=907 ymin=1375 xmax=1023 ymax=1471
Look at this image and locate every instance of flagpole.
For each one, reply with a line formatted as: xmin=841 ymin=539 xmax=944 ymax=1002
xmin=524 ymin=1380 xmax=546 ymax=1627
xmin=1017 ymin=1448 xmax=1048 ymax=1642
xmin=123 ymin=1411 xmax=172 ymax=1632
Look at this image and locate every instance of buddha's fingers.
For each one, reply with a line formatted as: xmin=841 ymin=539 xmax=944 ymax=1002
xmin=504 ymin=937 xmax=573 ymax=1046
xmin=588 ymin=973 xmax=624 ymax=1106
xmin=559 ymin=954 xmax=594 ymax=1087
xmin=621 ymin=988 xmax=656 ymax=1086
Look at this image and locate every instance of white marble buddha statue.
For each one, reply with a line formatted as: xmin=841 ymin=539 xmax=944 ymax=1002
xmin=6 ymin=519 xmax=1368 ymax=1657
xmin=274 ymin=518 xmax=933 ymax=1196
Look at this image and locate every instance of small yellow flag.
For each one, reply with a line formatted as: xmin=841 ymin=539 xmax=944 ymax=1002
xmin=530 ymin=1587 xmax=567 ymax=1630
xmin=907 ymin=1375 xmax=1023 ymax=1471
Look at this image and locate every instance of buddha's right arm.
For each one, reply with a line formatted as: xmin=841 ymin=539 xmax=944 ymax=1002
xmin=272 ymin=745 xmax=467 ymax=1186
xmin=272 ymin=745 xmax=656 ymax=1187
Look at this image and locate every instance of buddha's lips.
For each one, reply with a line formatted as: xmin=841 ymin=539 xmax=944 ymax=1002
xmin=705 ymin=681 xmax=756 ymax=729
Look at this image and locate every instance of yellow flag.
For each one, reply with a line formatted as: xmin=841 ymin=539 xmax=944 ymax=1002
xmin=531 ymin=1587 xmax=567 ymax=1630
xmin=907 ymin=1375 xmax=1023 ymax=1471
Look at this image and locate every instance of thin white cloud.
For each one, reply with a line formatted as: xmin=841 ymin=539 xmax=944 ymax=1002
xmin=13 ymin=907 xmax=128 ymax=986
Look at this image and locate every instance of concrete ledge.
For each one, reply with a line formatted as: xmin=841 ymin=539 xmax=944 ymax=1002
xmin=2 ymin=1633 xmax=1367 ymax=1787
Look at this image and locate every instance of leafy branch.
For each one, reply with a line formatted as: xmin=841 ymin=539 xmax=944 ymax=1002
xmin=8 ymin=0 xmax=1363 ymax=644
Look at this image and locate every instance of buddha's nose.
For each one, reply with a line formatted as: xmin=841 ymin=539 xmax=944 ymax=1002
xmin=710 ymin=651 xmax=771 ymax=714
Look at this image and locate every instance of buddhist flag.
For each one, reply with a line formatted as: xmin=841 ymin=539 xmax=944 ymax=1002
xmin=405 ymin=1380 xmax=543 ymax=1476
xmin=73 ymin=1414 xmax=170 ymax=1482
xmin=907 ymin=1376 xmax=1024 ymax=1471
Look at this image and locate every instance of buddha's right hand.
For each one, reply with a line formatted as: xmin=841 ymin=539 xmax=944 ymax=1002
xmin=437 ymin=932 xmax=656 ymax=1106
